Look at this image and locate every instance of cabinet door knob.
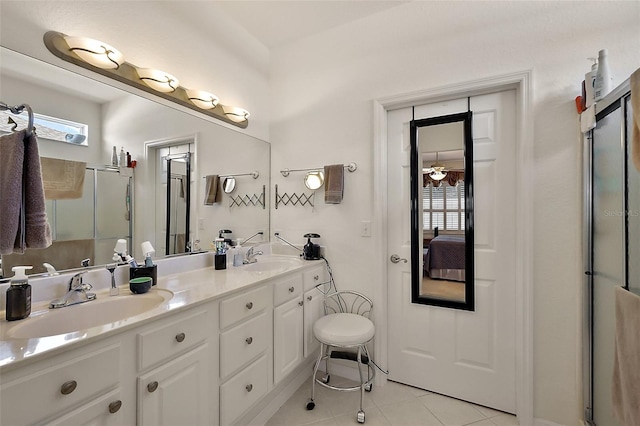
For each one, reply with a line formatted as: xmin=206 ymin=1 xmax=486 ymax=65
xmin=289 ymin=286 xmax=295 ymax=293
xmin=175 ymin=332 xmax=186 ymax=343
xmin=307 ymin=295 xmax=313 ymax=301
xmin=314 ymin=275 xmax=319 ymax=281
xmin=246 ymin=337 xmax=253 ymax=344
xmin=298 ymin=300 xmax=304 ymax=306
xmin=246 ymin=302 xmax=253 ymax=310
xmin=147 ymin=381 xmax=159 ymax=393
xmin=108 ymin=400 xmax=122 ymax=414
xmin=246 ymin=384 xmax=253 ymax=392
xmin=60 ymin=380 xmax=77 ymax=395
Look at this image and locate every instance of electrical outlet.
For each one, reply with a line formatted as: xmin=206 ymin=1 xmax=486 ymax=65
xmin=361 ymin=221 xmax=371 ymax=237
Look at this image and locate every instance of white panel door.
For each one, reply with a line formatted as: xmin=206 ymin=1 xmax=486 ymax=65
xmin=387 ymin=90 xmax=517 ymax=412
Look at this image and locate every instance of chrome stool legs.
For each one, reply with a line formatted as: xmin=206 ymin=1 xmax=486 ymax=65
xmin=306 ymin=342 xmax=375 ymax=424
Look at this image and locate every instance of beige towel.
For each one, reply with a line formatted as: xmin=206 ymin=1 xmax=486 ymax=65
xmin=40 ymin=157 xmax=86 ymax=200
xmin=204 ymin=174 xmax=221 ymax=205
xmin=611 ymin=286 xmax=640 ymax=425
xmin=0 ymin=129 xmax=52 ymax=254
xmin=630 ymin=68 xmax=640 ymax=172
xmin=324 ymin=164 xmax=344 ymax=204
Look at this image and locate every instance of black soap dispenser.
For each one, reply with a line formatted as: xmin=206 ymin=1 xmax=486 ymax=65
xmin=6 ymin=266 xmax=33 ymax=321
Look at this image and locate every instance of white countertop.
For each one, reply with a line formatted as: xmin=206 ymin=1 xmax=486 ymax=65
xmin=0 ymin=253 xmax=321 ymax=371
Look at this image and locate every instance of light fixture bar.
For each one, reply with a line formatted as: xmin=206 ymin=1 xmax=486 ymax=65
xmin=43 ymin=31 xmax=249 ymax=129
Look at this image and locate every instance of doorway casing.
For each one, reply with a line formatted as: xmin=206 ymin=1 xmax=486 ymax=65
xmin=372 ymin=70 xmax=534 ymax=424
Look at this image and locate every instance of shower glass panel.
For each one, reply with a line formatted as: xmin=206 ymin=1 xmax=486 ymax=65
xmin=54 ymin=169 xmax=95 ymax=240
xmin=626 ymin=97 xmax=639 ymax=295
xmin=591 ymin=107 xmax=625 ymax=426
xmin=95 ymin=169 xmax=132 ymax=265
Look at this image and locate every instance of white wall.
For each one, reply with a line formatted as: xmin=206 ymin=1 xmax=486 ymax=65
xmin=269 ymin=2 xmax=640 ymax=425
xmin=0 ymin=1 xmax=270 ymax=141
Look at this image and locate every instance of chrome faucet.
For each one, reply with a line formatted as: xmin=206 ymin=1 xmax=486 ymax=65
xmin=49 ymin=271 xmax=97 ymax=309
xmin=243 ymin=246 xmax=264 ymax=264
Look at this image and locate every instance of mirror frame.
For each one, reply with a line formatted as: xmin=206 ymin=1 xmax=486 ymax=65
xmin=410 ymin=111 xmax=474 ymax=311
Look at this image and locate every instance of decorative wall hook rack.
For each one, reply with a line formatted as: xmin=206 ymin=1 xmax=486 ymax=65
xmin=280 ymin=162 xmax=357 ymax=177
xmin=275 ymin=184 xmax=314 ymax=209
xmin=230 ymin=185 xmax=265 ymax=209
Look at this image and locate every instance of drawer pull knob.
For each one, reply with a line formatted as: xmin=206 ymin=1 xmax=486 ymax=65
xmin=176 ymin=332 xmax=186 ymax=343
xmin=60 ymin=380 xmax=77 ymax=395
xmin=289 ymin=286 xmax=295 ymax=293
xmin=307 ymin=295 xmax=313 ymax=301
xmin=148 ymin=381 xmax=159 ymax=393
xmin=246 ymin=384 xmax=253 ymax=392
xmin=298 ymin=300 xmax=304 ymax=306
xmin=246 ymin=302 xmax=253 ymax=310
xmin=314 ymin=275 xmax=319 ymax=281
xmin=109 ymin=400 xmax=122 ymax=414
xmin=246 ymin=337 xmax=253 ymax=344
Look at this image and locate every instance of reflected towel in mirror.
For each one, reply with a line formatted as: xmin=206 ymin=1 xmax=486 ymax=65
xmin=0 ymin=129 xmax=52 ymax=254
xmin=204 ymin=174 xmax=221 ymax=205
xmin=40 ymin=157 xmax=86 ymax=199
xmin=324 ymin=164 xmax=344 ymax=204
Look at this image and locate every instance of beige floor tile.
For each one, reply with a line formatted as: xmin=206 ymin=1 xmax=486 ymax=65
xmin=369 ymin=380 xmax=418 ymax=407
xmin=488 ymin=414 xmax=519 ymax=426
xmin=466 ymin=420 xmax=498 ymax=426
xmin=332 ymin=406 xmax=391 ymax=426
xmin=471 ymin=404 xmax=505 ymax=419
xmin=418 ymin=393 xmax=486 ymax=426
xmin=378 ymin=399 xmax=444 ymax=426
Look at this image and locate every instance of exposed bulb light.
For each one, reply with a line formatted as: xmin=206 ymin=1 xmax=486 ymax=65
xmin=304 ymin=171 xmax=325 ymax=190
xmin=137 ymin=68 xmax=180 ymax=93
xmin=185 ymin=89 xmax=219 ymax=110
xmin=63 ymin=36 xmax=124 ymax=69
xmin=430 ymin=170 xmax=447 ymax=181
xmin=222 ymin=106 xmax=250 ymax=123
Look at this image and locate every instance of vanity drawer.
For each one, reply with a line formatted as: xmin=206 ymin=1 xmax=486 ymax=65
xmin=273 ymin=274 xmax=303 ymax=306
xmin=220 ymin=355 xmax=268 ymax=426
xmin=220 ymin=312 xmax=269 ymax=379
xmin=220 ymin=285 xmax=270 ymax=329
xmin=137 ymin=309 xmax=208 ymax=370
xmin=0 ymin=344 xmax=120 ymax=426
xmin=303 ymin=265 xmax=326 ymax=292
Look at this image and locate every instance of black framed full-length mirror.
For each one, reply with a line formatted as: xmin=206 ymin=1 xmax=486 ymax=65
xmin=410 ymin=111 xmax=474 ymax=310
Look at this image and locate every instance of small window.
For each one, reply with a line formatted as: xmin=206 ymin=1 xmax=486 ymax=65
xmin=0 ymin=110 xmax=88 ymax=146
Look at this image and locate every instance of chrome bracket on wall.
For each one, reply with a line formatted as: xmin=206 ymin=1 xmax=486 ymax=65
xmin=274 ymin=184 xmax=315 ymax=209
xmin=229 ymin=185 xmax=265 ymax=209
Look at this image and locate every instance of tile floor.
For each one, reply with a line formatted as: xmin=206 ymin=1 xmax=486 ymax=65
xmin=266 ymin=376 xmax=519 ymax=426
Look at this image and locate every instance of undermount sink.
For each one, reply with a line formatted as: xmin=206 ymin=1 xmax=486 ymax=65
xmin=4 ymin=289 xmax=173 ymax=339
xmin=241 ymin=256 xmax=305 ymax=274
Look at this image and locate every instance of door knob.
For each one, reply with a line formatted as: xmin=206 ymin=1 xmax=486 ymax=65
xmin=390 ymin=254 xmax=407 ymax=264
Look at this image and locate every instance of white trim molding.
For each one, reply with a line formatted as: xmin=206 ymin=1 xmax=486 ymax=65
xmin=372 ymin=70 xmax=534 ymax=425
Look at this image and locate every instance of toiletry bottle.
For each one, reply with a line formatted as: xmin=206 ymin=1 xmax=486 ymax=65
xmin=112 ymin=146 xmax=118 ymax=167
xmin=584 ymin=58 xmax=598 ymax=108
xmin=119 ymin=147 xmax=126 ymax=167
xmin=594 ymin=49 xmax=612 ymax=102
xmin=126 ymin=152 xmax=131 ymax=167
xmin=6 ymin=266 xmax=33 ymax=321
xmin=233 ymin=244 xmax=243 ymax=267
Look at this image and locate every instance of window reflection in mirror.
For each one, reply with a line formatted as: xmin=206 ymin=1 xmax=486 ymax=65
xmin=410 ymin=112 xmax=474 ymax=311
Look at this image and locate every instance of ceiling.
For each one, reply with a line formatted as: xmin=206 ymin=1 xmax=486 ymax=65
xmin=214 ymin=0 xmax=410 ymax=48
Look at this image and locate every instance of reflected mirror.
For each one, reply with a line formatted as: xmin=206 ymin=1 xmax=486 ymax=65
xmin=304 ymin=171 xmax=325 ymax=190
xmin=410 ymin=112 xmax=474 ymax=310
xmin=0 ymin=46 xmax=270 ymax=278
xmin=163 ymin=153 xmax=191 ymax=255
xmin=222 ymin=177 xmax=236 ymax=194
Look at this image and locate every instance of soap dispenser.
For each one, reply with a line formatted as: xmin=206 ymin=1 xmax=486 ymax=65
xmin=6 ymin=266 xmax=33 ymax=321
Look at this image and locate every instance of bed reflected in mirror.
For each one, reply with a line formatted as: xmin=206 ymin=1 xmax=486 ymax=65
xmin=410 ymin=112 xmax=474 ymax=311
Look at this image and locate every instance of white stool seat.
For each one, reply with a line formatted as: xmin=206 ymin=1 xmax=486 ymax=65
xmin=313 ymin=313 xmax=375 ymax=346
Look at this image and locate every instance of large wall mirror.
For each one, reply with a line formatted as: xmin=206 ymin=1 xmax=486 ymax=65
xmin=410 ymin=112 xmax=474 ymax=310
xmin=0 ymin=46 xmax=270 ymax=278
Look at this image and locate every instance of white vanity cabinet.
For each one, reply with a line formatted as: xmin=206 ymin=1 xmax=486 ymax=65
xmin=219 ymin=284 xmax=272 ymax=425
xmin=302 ymin=265 xmax=326 ymax=358
xmin=0 ymin=337 xmax=133 ymax=426
xmin=136 ymin=308 xmax=215 ymax=426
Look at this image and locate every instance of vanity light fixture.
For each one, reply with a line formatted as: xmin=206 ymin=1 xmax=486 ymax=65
xmin=137 ymin=68 xmax=180 ymax=93
xmin=185 ymin=89 xmax=219 ymax=110
xmin=63 ymin=36 xmax=124 ymax=69
xmin=44 ymin=31 xmax=249 ymax=128
xmin=222 ymin=106 xmax=250 ymax=123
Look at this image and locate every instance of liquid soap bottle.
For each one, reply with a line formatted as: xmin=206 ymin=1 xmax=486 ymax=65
xmin=6 ymin=266 xmax=33 ymax=321
xmin=594 ymin=49 xmax=612 ymax=102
